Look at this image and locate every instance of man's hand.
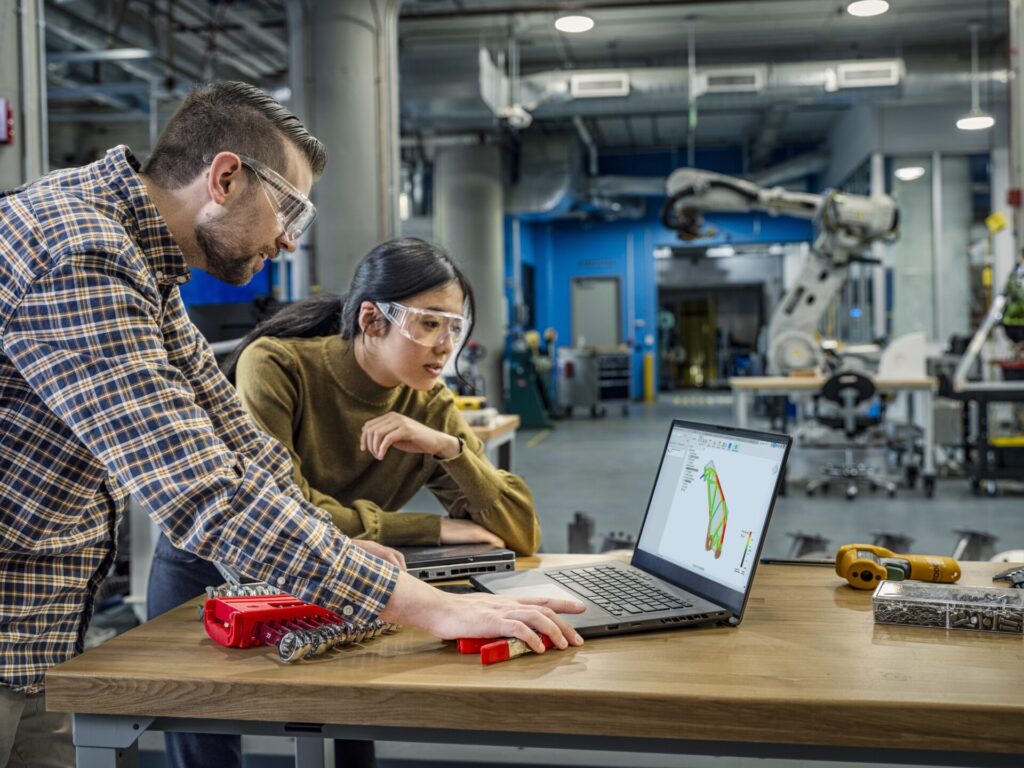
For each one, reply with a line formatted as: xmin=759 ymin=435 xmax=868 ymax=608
xmin=360 ymin=413 xmax=461 ymax=460
xmin=440 ymin=518 xmax=505 ymax=548
xmin=380 ymin=571 xmax=586 ymax=654
xmin=350 ymin=539 xmax=406 ymax=570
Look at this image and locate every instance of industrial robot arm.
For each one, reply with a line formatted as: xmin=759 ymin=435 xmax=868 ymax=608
xmin=661 ymin=168 xmax=899 ymax=373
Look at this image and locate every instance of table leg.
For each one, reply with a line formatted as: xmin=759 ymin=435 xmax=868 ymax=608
xmin=73 ymin=713 xmax=152 ymax=768
xmin=734 ymin=390 xmax=749 ymax=428
xmin=920 ymin=389 xmax=935 ymax=477
xmin=295 ymin=736 xmax=325 ymax=768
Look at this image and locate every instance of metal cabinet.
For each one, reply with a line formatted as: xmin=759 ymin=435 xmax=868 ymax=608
xmin=556 ymin=347 xmax=631 ymax=417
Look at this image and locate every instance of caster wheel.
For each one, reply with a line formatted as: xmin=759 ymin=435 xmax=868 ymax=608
xmin=846 ymin=486 xmax=858 ymax=501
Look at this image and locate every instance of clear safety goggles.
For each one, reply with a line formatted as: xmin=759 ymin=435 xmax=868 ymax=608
xmin=238 ymin=154 xmax=317 ymax=244
xmin=375 ymin=301 xmax=468 ymax=349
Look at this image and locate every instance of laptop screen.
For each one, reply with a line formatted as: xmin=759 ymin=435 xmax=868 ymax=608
xmin=634 ymin=421 xmax=789 ymax=615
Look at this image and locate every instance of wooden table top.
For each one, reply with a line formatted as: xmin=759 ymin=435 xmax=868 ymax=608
xmin=468 ymin=413 xmax=520 ymax=442
xmin=730 ymin=375 xmax=937 ymax=391
xmin=46 ymin=556 xmax=1024 ymax=755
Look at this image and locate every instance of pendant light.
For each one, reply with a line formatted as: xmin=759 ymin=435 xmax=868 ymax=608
xmin=957 ymin=23 xmax=995 ymax=131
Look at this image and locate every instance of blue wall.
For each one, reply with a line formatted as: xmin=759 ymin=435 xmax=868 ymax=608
xmin=178 ymin=262 xmax=279 ymax=307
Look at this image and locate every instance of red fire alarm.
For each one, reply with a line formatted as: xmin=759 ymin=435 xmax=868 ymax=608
xmin=0 ymin=99 xmax=12 ymax=145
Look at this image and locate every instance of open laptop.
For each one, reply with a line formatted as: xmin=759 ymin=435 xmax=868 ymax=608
xmin=472 ymin=419 xmax=791 ymax=637
xmin=398 ymin=543 xmax=516 ymax=582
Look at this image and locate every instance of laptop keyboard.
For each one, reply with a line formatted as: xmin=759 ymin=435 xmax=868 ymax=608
xmin=547 ymin=565 xmax=693 ymax=617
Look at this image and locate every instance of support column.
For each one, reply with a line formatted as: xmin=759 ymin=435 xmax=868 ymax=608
xmin=1011 ymin=0 xmax=1024 ymax=263
xmin=291 ymin=0 xmax=401 ymax=295
xmin=0 ymin=0 xmax=47 ymax=187
xmin=433 ymin=144 xmax=505 ymax=400
xmin=992 ymin=145 xmax=1015 ymax=295
xmin=870 ymin=152 xmax=888 ymax=339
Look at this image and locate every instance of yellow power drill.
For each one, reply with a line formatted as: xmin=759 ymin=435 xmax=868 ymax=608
xmin=835 ymin=544 xmax=961 ymax=590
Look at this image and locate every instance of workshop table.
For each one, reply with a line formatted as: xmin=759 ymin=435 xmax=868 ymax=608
xmin=730 ymin=375 xmax=938 ymax=494
xmin=469 ymin=413 xmax=520 ymax=472
xmin=47 ymin=557 xmax=1024 ymax=767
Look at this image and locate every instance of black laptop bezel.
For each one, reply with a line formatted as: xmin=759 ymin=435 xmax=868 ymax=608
xmin=630 ymin=419 xmax=792 ymax=623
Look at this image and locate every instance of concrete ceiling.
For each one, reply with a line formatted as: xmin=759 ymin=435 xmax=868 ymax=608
xmin=399 ymin=0 xmax=1008 ymax=153
xmin=43 ymin=0 xmax=1009 ymax=155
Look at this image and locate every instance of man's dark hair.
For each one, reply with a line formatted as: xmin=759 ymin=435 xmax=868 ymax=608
xmin=142 ymin=81 xmax=327 ymax=188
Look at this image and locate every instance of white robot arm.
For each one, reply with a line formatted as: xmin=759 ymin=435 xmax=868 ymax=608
xmin=661 ymin=168 xmax=899 ymax=373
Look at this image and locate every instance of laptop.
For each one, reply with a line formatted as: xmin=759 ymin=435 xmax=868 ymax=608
xmin=472 ymin=419 xmax=791 ymax=637
xmin=398 ymin=543 xmax=516 ymax=582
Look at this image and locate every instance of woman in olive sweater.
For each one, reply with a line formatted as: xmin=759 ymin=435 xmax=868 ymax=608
xmin=149 ymin=238 xmax=549 ymax=768
xmin=224 ymin=237 xmax=542 ymax=555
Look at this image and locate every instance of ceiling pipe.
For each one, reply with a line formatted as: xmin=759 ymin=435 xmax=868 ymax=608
xmin=573 ymin=116 xmax=599 ymax=176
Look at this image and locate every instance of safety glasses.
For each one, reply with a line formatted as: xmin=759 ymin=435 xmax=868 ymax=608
xmin=238 ymin=154 xmax=317 ymax=244
xmin=375 ymin=301 xmax=468 ymax=349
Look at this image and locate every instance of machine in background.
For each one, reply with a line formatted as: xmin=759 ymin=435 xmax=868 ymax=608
xmin=504 ymin=329 xmax=557 ymax=429
xmin=661 ymin=168 xmax=899 ymax=375
xmin=951 ymin=264 xmax=1024 ymax=493
xmin=556 ymin=346 xmax=631 ymax=418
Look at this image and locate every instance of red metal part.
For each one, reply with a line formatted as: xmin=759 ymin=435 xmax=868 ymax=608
xmin=203 ymin=594 xmax=342 ymax=649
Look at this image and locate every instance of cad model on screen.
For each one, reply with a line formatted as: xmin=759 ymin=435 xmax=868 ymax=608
xmin=702 ymin=461 xmax=728 ymax=559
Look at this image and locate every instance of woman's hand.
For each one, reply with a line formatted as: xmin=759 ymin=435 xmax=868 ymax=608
xmin=440 ymin=518 xmax=505 ymax=548
xmin=361 ymin=412 xmax=460 ymax=460
xmin=349 ymin=539 xmax=406 ymax=570
xmin=380 ymin=571 xmax=586 ymax=654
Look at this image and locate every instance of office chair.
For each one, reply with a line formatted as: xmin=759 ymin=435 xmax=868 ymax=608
xmin=806 ymin=370 xmax=898 ymax=501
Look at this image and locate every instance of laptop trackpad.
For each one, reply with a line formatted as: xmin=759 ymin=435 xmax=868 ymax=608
xmin=497 ymin=583 xmax=585 ymax=604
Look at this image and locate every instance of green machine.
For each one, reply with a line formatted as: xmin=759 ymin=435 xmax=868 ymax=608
xmin=504 ymin=331 xmax=555 ymax=429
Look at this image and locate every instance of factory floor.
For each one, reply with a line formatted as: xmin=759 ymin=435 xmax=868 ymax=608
xmin=518 ymin=396 xmax=1024 ymax=561
xmin=138 ymin=395 xmax=1022 ymax=767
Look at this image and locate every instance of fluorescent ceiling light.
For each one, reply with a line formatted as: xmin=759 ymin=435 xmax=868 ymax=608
xmin=846 ymin=0 xmax=889 ymax=17
xmin=555 ymin=14 xmax=594 ymax=33
xmin=957 ymin=109 xmax=995 ymax=131
xmin=957 ymin=24 xmax=995 ymax=132
xmin=894 ymin=166 xmax=926 ymax=182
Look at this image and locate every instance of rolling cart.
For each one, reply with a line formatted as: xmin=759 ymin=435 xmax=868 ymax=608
xmin=556 ymin=346 xmax=631 ymax=417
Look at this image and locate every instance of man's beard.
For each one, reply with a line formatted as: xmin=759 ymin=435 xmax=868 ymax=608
xmin=194 ymin=215 xmax=271 ymax=286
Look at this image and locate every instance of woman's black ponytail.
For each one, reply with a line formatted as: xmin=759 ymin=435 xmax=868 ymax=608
xmin=221 ymin=237 xmax=476 ymax=386
xmin=221 ymin=292 xmax=344 ymax=383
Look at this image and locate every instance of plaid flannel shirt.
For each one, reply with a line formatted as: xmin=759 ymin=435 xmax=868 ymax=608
xmin=0 ymin=146 xmax=398 ymax=692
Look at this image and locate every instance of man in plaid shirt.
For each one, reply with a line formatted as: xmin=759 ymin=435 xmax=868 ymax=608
xmin=0 ymin=81 xmax=582 ymax=767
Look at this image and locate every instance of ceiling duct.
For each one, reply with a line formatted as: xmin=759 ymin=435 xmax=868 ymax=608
xmin=402 ymin=54 xmax=1006 ymax=132
xmin=570 ymin=72 xmax=631 ymax=99
xmin=835 ymin=60 xmax=903 ymax=89
xmin=694 ymin=66 xmax=766 ymax=96
xmin=506 ymin=134 xmax=584 ymax=217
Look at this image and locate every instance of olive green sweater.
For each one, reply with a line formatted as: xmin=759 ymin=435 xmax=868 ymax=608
xmin=234 ymin=335 xmax=541 ymax=554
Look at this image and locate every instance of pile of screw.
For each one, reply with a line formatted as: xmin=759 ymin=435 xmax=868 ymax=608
xmin=874 ymin=586 xmax=1024 ymax=634
xmin=200 ymin=581 xmax=399 ymax=662
xmin=204 ymin=581 xmax=279 ymax=599
xmin=261 ymin=617 xmax=397 ymax=663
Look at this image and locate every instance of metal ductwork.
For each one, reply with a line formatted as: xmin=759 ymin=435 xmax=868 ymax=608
xmin=749 ymin=152 xmax=829 ymax=187
xmin=404 ymin=53 xmax=1007 ymax=129
xmin=506 ymin=134 xmax=584 ymax=217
